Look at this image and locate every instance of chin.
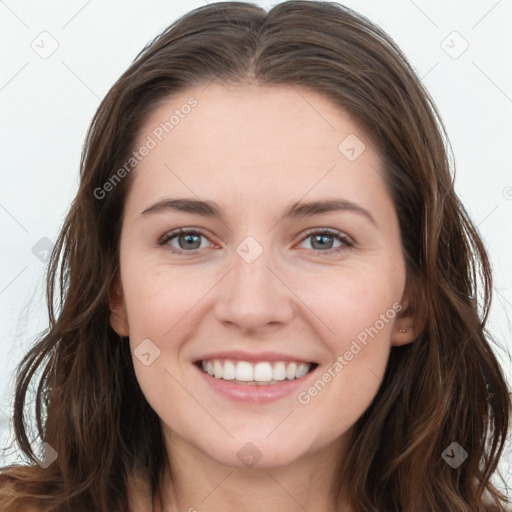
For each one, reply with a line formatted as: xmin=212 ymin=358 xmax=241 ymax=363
xmin=192 ymin=426 xmax=320 ymax=471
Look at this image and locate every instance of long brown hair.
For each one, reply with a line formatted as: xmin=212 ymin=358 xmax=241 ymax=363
xmin=1 ymin=1 xmax=510 ymax=510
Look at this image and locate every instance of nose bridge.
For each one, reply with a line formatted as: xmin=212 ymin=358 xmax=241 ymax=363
xmin=213 ymin=234 xmax=294 ymax=331
xmin=231 ymin=234 xmax=280 ymax=302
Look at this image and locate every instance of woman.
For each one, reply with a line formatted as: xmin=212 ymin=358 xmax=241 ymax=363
xmin=0 ymin=1 xmax=510 ymax=510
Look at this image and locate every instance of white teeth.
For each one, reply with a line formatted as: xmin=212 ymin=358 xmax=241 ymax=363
xmin=199 ymin=359 xmax=313 ymax=383
xmin=214 ymin=360 xmax=223 ymax=379
xmin=296 ymin=363 xmax=309 ymax=379
xmin=286 ymin=362 xmax=297 ymax=380
xmin=223 ymin=360 xmax=236 ymax=380
xmin=254 ymin=362 xmax=273 ymax=381
xmin=235 ymin=361 xmax=254 ymax=381
xmin=273 ymin=362 xmax=286 ymax=381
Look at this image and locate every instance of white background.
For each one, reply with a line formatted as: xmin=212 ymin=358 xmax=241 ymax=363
xmin=1 ymin=0 xmax=511 ymax=498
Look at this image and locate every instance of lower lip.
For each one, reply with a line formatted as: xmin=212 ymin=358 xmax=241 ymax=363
xmin=193 ymin=364 xmax=316 ymax=403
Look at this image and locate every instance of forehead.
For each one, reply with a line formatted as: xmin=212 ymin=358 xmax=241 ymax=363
xmin=126 ymin=82 xmax=391 ymax=219
xmin=137 ymin=81 xmax=368 ymax=161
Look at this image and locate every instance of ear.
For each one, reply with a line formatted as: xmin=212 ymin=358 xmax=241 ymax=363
xmin=109 ymin=278 xmax=129 ymax=337
xmin=390 ymin=301 xmax=417 ymax=346
xmin=391 ymin=283 xmax=426 ymax=346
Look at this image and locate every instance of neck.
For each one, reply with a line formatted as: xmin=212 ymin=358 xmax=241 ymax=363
xmin=153 ymin=428 xmax=353 ymax=512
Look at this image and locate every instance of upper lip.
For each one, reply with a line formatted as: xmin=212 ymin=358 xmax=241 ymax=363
xmin=194 ymin=350 xmax=315 ymax=364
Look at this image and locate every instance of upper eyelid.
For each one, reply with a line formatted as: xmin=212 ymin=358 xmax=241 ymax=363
xmin=300 ymin=227 xmax=353 ymax=241
xmin=160 ymin=227 xmax=353 ymax=249
xmin=158 ymin=228 xmax=212 ymax=246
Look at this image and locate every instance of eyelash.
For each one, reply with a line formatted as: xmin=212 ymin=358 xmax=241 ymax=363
xmin=158 ymin=228 xmax=354 ymax=255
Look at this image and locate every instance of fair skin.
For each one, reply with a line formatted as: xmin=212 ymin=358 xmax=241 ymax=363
xmin=110 ymin=82 xmax=419 ymax=512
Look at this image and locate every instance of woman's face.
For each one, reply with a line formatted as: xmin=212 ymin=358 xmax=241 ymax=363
xmin=110 ymin=82 xmax=416 ymax=469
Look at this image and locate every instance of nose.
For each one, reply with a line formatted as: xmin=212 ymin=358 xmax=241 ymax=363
xmin=213 ymin=241 xmax=295 ymax=334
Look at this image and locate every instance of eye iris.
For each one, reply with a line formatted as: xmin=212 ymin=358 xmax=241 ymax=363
xmin=170 ymin=232 xmax=341 ymax=251
xmin=179 ymin=233 xmax=201 ymax=250
xmin=311 ymin=234 xmax=333 ymax=250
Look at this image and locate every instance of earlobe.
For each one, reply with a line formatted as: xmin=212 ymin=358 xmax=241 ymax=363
xmin=109 ymin=280 xmax=129 ymax=337
xmin=391 ymin=315 xmax=418 ymax=346
xmin=391 ymin=276 xmax=427 ymax=346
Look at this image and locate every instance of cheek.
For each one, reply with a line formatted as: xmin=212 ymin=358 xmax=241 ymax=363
xmin=294 ymin=307 xmax=394 ymax=446
xmin=121 ymin=251 xmax=403 ymax=371
xmin=291 ymin=269 xmax=400 ymax=417
xmin=120 ymin=239 xmax=403 ymax=406
xmin=289 ymin=264 xmax=403 ymax=342
xmin=121 ymin=257 xmax=211 ymax=338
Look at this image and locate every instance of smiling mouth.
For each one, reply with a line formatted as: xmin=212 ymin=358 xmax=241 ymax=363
xmin=195 ymin=359 xmax=318 ymax=385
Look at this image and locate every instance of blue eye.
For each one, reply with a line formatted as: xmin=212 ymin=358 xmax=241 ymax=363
xmin=159 ymin=228 xmax=353 ymax=255
xmin=298 ymin=229 xmax=353 ymax=253
xmin=159 ymin=229 xmax=211 ymax=252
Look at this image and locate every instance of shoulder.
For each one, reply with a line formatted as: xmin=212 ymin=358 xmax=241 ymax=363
xmin=480 ymin=488 xmax=512 ymax=512
xmin=0 ymin=465 xmax=43 ymax=512
xmin=0 ymin=464 xmax=153 ymax=511
xmin=127 ymin=470 xmax=153 ymax=511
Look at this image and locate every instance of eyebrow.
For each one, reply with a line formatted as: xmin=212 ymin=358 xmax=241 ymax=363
xmin=140 ymin=198 xmax=376 ymax=226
